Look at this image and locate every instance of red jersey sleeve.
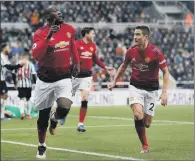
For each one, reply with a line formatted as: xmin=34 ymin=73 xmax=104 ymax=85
xmin=123 ymin=48 xmax=132 ymax=65
xmin=31 ymin=29 xmax=49 ymax=61
xmin=70 ymin=28 xmax=80 ymax=64
xmin=92 ymin=45 xmax=106 ymax=69
xmin=156 ymin=48 xmax=167 ymax=69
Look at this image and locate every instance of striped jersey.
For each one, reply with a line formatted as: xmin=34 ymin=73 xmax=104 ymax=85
xmin=1 ymin=53 xmax=10 ymax=81
xmin=13 ymin=61 xmax=36 ymax=88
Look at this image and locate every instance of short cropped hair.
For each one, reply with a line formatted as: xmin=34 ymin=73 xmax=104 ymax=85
xmin=81 ymin=27 xmax=95 ymax=37
xmin=135 ymin=25 xmax=150 ymax=36
xmin=43 ymin=7 xmax=57 ymax=20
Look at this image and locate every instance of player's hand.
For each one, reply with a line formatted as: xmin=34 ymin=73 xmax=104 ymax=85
xmin=160 ymin=92 xmax=167 ymax=106
xmin=50 ymin=19 xmax=59 ymax=33
xmin=107 ymin=81 xmax=116 ymax=90
xmin=71 ymin=63 xmax=80 ymax=79
xmin=50 ymin=24 xmax=59 ymax=33
xmin=105 ymin=66 xmax=116 ymax=76
xmin=46 ymin=19 xmax=59 ymax=40
xmin=76 ymin=62 xmax=80 ymax=73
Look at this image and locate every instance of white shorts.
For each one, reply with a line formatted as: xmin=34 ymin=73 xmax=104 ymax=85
xmin=33 ymin=78 xmax=73 ymax=111
xmin=72 ymin=76 xmax=92 ymax=95
xmin=129 ymin=85 xmax=159 ymax=116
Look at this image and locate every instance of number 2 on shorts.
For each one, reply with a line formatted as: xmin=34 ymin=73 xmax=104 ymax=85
xmin=149 ymin=103 xmax=154 ymax=111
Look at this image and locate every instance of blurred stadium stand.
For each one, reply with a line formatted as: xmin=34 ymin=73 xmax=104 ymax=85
xmin=1 ymin=1 xmax=194 ymax=89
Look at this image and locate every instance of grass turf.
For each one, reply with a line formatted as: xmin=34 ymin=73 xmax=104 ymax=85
xmin=1 ymin=105 xmax=194 ymax=160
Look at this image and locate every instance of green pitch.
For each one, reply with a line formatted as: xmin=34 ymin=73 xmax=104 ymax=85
xmin=1 ymin=105 xmax=194 ymax=160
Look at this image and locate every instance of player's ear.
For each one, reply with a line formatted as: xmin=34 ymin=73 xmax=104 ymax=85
xmin=145 ymin=35 xmax=149 ymax=40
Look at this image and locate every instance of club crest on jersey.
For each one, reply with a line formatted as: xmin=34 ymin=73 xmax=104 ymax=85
xmin=55 ymin=41 xmax=69 ymax=48
xmin=90 ymin=47 xmax=94 ymax=52
xmin=66 ymin=32 xmax=71 ymax=38
xmin=145 ymin=57 xmax=151 ymax=63
xmin=129 ymin=96 xmax=134 ymax=101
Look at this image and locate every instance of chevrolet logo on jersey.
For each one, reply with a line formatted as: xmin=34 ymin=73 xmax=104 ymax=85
xmin=81 ymin=51 xmax=93 ymax=59
xmin=55 ymin=41 xmax=70 ymax=49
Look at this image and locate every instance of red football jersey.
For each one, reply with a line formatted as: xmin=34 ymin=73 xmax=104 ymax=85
xmin=124 ymin=44 xmax=167 ymax=90
xmin=32 ymin=23 xmax=79 ymax=82
xmin=76 ymin=39 xmax=105 ymax=71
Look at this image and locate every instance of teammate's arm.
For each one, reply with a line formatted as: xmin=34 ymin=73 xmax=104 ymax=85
xmin=92 ymin=53 xmax=105 ymax=69
xmin=160 ymin=66 xmax=169 ymax=106
xmin=3 ymin=64 xmax=22 ymax=70
xmin=107 ymin=51 xmax=130 ymax=89
xmin=70 ymin=31 xmax=80 ymax=75
xmin=112 ymin=62 xmax=128 ymax=84
xmin=158 ymin=51 xmax=169 ymax=106
xmin=93 ymin=53 xmax=116 ymax=76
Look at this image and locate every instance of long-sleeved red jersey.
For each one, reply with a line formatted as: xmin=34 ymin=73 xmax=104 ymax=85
xmin=124 ymin=43 xmax=167 ymax=91
xmin=32 ymin=23 xmax=79 ymax=82
xmin=75 ymin=39 xmax=105 ymax=77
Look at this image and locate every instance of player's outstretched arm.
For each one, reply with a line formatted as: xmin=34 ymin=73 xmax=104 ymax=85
xmin=160 ymin=66 xmax=169 ymax=106
xmin=70 ymin=31 xmax=80 ymax=77
xmin=70 ymin=38 xmax=80 ymax=65
xmin=107 ymin=62 xmax=128 ymax=90
xmin=92 ymin=53 xmax=116 ymax=76
xmin=107 ymin=49 xmax=130 ymax=90
xmin=3 ymin=64 xmax=23 ymax=70
xmin=92 ymin=53 xmax=106 ymax=68
xmin=104 ymin=66 xmax=116 ymax=76
xmin=157 ymin=48 xmax=169 ymax=106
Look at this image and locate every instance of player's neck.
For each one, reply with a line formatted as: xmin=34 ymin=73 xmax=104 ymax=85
xmin=138 ymin=41 xmax=148 ymax=51
xmin=82 ymin=38 xmax=90 ymax=44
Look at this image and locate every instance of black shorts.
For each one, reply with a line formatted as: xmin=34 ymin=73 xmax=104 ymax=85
xmin=18 ymin=88 xmax=32 ymax=100
xmin=0 ymin=81 xmax=8 ymax=94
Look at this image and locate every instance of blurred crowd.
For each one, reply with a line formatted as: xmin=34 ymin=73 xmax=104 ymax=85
xmin=1 ymin=1 xmax=153 ymax=24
